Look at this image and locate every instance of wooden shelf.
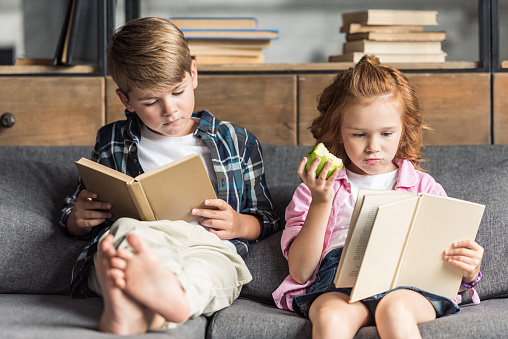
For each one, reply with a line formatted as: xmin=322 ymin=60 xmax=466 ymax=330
xmin=197 ymin=61 xmax=480 ymax=73
xmin=0 ymin=64 xmax=97 ymax=74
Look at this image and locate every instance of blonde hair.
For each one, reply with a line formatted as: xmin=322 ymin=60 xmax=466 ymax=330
xmin=106 ymin=17 xmax=192 ymax=95
xmin=311 ymin=55 xmax=429 ymax=170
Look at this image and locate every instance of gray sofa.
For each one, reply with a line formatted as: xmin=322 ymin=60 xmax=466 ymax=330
xmin=1 ymin=143 xmax=507 ymax=338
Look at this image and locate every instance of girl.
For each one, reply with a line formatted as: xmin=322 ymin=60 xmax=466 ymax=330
xmin=272 ymin=55 xmax=484 ymax=339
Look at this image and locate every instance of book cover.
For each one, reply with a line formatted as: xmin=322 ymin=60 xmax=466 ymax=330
xmin=193 ymin=54 xmax=265 ymax=64
xmin=170 ymin=16 xmax=258 ymax=30
xmin=187 ymin=39 xmax=271 ymax=49
xmin=340 ymin=23 xmax=425 ymax=34
xmin=343 ymin=40 xmax=443 ymax=54
xmin=329 ymin=52 xmax=447 ymax=64
xmin=346 ymin=31 xmax=446 ymax=42
xmin=189 ymin=45 xmax=264 ymax=57
xmin=75 ymin=154 xmax=217 ymax=222
xmin=341 ymin=10 xmax=439 ymax=27
xmin=334 ymin=189 xmax=485 ymax=303
xmin=181 ymin=29 xmax=279 ymax=40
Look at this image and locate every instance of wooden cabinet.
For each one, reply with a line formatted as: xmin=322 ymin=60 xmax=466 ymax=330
xmin=298 ymin=72 xmax=491 ymax=146
xmin=494 ymin=73 xmax=508 ymax=144
xmin=0 ymin=77 xmax=104 ymax=145
xmin=106 ymin=74 xmax=298 ymax=145
xmin=0 ymin=69 xmax=496 ymax=147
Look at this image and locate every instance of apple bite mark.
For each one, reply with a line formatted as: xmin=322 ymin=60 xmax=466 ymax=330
xmin=305 ymin=143 xmax=343 ymax=179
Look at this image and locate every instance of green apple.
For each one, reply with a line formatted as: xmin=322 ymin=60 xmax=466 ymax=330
xmin=305 ymin=143 xmax=343 ymax=179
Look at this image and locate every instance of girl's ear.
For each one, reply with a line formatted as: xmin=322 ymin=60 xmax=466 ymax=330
xmin=116 ymin=89 xmax=135 ymax=112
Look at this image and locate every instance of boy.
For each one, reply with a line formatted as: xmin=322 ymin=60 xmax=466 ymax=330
xmin=59 ymin=17 xmax=279 ymax=335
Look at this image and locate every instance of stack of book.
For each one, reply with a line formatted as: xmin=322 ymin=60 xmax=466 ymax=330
xmin=170 ymin=17 xmax=279 ymax=64
xmin=329 ymin=9 xmax=447 ymax=64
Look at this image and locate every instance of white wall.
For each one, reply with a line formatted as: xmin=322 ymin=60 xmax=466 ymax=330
xmin=0 ymin=0 xmax=501 ymax=64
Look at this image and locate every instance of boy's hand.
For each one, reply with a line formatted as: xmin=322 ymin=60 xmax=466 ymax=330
xmin=444 ymin=239 xmax=484 ymax=283
xmin=192 ymin=199 xmax=261 ymax=241
xmin=67 ymin=190 xmax=112 ymax=236
xmin=297 ymin=156 xmax=339 ymax=204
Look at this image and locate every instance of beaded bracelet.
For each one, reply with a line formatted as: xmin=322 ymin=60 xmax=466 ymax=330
xmin=461 ymin=270 xmax=482 ymax=288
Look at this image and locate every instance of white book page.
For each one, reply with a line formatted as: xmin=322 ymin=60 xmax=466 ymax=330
xmin=397 ymin=194 xmax=485 ymax=300
xmin=335 ymin=190 xmax=414 ymax=288
xmin=350 ymin=196 xmax=418 ymax=302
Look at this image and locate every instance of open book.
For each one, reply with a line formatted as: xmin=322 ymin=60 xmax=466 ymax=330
xmin=75 ymin=154 xmax=216 ymax=222
xmin=334 ymin=190 xmax=485 ymax=303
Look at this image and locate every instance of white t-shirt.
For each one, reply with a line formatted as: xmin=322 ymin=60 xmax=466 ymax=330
xmin=326 ymin=168 xmax=399 ymax=254
xmin=138 ymin=122 xmax=237 ymax=252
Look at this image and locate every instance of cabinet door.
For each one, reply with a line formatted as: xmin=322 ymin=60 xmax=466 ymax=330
xmin=298 ymin=73 xmax=491 ymax=146
xmin=494 ymin=73 xmax=508 ymax=144
xmin=0 ymin=77 xmax=104 ymax=145
xmin=106 ymin=75 xmax=298 ymax=145
xmin=196 ymin=74 xmax=297 ymax=145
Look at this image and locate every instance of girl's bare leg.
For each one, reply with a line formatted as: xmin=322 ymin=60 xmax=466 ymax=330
xmin=375 ymin=289 xmax=436 ymax=339
xmin=309 ymin=292 xmax=371 ymax=339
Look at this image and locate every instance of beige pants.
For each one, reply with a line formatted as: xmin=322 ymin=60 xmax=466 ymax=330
xmin=88 ymin=217 xmax=252 ymax=318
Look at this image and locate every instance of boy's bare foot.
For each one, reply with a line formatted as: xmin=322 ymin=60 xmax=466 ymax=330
xmin=96 ymin=234 xmax=165 ymax=334
xmin=117 ymin=233 xmax=191 ymax=324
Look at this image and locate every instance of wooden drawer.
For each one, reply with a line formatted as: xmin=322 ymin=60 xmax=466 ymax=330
xmin=298 ymin=73 xmax=491 ymax=146
xmin=494 ymin=73 xmax=508 ymax=144
xmin=0 ymin=77 xmax=104 ymax=145
xmin=106 ymin=74 xmax=298 ymax=145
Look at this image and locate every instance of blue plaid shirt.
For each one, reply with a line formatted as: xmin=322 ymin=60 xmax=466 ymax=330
xmin=59 ymin=110 xmax=280 ymax=298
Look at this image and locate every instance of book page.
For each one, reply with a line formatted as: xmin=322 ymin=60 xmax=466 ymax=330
xmin=136 ymin=154 xmax=217 ymax=222
xmin=349 ymin=196 xmax=418 ymax=303
xmin=335 ymin=190 xmax=414 ymax=288
xmin=397 ymin=194 xmax=485 ymax=300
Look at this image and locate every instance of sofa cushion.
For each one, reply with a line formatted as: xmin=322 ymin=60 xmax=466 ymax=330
xmin=209 ymin=297 xmax=508 ymax=339
xmin=430 ymin=158 xmax=508 ymax=304
xmin=0 ymin=156 xmax=87 ymax=294
xmin=0 ymin=294 xmax=207 ymax=338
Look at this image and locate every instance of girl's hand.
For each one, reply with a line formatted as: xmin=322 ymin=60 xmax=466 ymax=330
xmin=444 ymin=239 xmax=484 ymax=283
xmin=297 ymin=156 xmax=340 ymax=203
xmin=192 ymin=199 xmax=262 ymax=241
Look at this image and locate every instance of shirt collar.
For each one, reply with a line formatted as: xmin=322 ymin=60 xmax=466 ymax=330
xmin=393 ymin=158 xmax=420 ymax=188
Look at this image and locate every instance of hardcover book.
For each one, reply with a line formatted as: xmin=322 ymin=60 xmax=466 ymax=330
xmin=170 ymin=16 xmax=258 ymax=29
xmin=341 ymin=10 xmax=438 ymax=27
xmin=334 ymin=190 xmax=485 ymax=303
xmin=75 ymin=154 xmax=217 ymax=222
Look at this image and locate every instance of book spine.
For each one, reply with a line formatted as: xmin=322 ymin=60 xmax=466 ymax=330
xmin=390 ymin=196 xmax=423 ymax=289
xmin=127 ymin=181 xmax=156 ymax=221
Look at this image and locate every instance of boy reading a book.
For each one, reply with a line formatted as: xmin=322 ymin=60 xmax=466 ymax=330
xmin=58 ymin=17 xmax=279 ymax=335
xmin=272 ymin=55 xmax=484 ymax=339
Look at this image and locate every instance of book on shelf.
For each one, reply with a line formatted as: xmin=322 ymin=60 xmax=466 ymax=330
xmin=334 ymin=189 xmax=485 ymax=303
xmin=329 ymin=52 xmax=447 ymax=64
xmin=192 ymin=54 xmax=265 ymax=64
xmin=341 ymin=10 xmax=438 ymax=27
xmin=189 ymin=45 xmax=264 ymax=57
xmin=187 ymin=39 xmax=272 ymax=49
xmin=181 ymin=29 xmax=279 ymax=40
xmin=346 ymin=31 xmax=446 ymax=42
xmin=75 ymin=154 xmax=217 ymax=222
xmin=53 ymin=0 xmax=98 ymax=66
xmin=502 ymin=60 xmax=508 ymax=68
xmin=344 ymin=40 xmax=443 ymax=54
xmin=170 ymin=16 xmax=258 ymax=30
xmin=340 ymin=23 xmax=425 ymax=34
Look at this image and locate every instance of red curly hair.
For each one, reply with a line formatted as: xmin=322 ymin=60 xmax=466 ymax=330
xmin=310 ymin=55 xmax=430 ymax=171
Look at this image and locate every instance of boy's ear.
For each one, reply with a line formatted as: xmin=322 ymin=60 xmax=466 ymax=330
xmin=116 ymin=89 xmax=135 ymax=112
xmin=191 ymin=59 xmax=198 ymax=89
